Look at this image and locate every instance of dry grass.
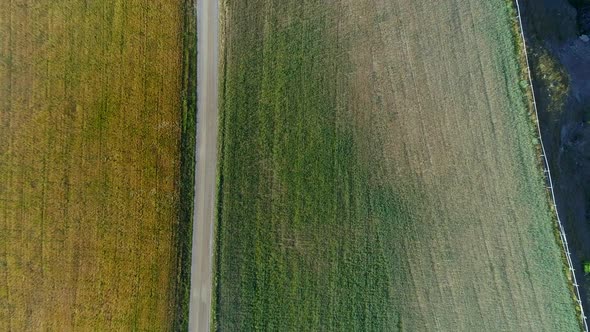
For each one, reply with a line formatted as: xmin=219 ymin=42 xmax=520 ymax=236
xmin=531 ymin=50 xmax=570 ymax=115
xmin=0 ymin=1 xmax=193 ymax=330
xmin=215 ymin=0 xmax=580 ymax=330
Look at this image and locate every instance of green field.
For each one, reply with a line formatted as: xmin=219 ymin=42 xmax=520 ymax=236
xmin=0 ymin=0 xmax=196 ymax=330
xmin=214 ymin=0 xmax=580 ymax=330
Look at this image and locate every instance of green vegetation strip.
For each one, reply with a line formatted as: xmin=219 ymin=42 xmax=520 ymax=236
xmin=175 ymin=0 xmax=198 ymax=330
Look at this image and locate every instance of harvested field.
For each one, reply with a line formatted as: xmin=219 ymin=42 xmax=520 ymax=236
xmin=215 ymin=0 xmax=580 ymax=330
xmin=0 ymin=0 xmax=196 ymax=330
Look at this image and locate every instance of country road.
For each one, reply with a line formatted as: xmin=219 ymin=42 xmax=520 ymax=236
xmin=187 ymin=0 xmax=219 ymax=330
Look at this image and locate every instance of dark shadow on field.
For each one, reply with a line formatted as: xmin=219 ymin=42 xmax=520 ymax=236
xmin=520 ymin=0 xmax=590 ymax=311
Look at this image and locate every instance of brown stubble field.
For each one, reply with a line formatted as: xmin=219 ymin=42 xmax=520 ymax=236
xmin=0 ymin=1 xmax=194 ymax=330
xmin=346 ymin=0 xmax=580 ymax=328
xmin=215 ymin=0 xmax=580 ymax=330
xmin=347 ymin=0 xmax=573 ymax=327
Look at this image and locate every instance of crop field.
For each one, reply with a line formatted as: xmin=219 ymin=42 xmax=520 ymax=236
xmin=0 ymin=0 xmax=196 ymax=331
xmin=215 ymin=0 xmax=580 ymax=330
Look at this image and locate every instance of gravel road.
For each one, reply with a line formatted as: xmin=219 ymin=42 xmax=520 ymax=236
xmin=187 ymin=0 xmax=219 ymax=331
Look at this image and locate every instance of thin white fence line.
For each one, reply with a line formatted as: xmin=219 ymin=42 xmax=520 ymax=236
xmin=513 ymin=1 xmax=588 ymax=330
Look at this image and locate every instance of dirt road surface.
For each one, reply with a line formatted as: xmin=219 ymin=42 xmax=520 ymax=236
xmin=188 ymin=0 xmax=219 ymax=331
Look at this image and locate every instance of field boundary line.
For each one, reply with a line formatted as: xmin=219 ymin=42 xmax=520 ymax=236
xmin=514 ymin=1 xmax=588 ymax=330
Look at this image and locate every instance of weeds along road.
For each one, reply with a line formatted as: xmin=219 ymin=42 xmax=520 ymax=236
xmin=188 ymin=0 xmax=219 ymax=331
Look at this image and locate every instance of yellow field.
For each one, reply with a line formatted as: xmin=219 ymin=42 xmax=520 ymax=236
xmin=0 ymin=1 xmax=191 ymax=330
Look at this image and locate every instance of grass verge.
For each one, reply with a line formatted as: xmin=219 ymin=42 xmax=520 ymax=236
xmin=174 ymin=0 xmax=198 ymax=330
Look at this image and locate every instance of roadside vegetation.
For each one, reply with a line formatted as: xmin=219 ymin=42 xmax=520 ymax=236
xmin=175 ymin=0 xmax=198 ymax=330
xmin=0 ymin=1 xmax=195 ymax=330
xmin=215 ymin=0 xmax=580 ymax=330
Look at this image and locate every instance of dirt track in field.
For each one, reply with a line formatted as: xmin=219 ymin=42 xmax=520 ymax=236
xmin=188 ymin=0 xmax=219 ymax=331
